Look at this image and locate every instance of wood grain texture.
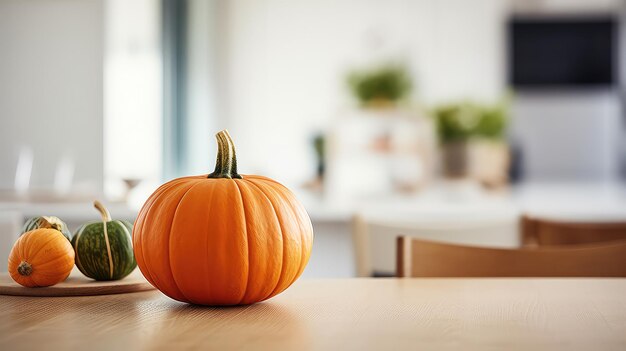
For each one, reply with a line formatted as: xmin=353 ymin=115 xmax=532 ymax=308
xmin=1 ymin=278 xmax=625 ymax=350
xmin=0 ymin=269 xmax=154 ymax=296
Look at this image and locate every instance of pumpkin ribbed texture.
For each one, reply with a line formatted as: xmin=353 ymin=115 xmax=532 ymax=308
xmin=133 ymin=175 xmax=313 ymax=305
xmin=71 ymin=201 xmax=136 ymax=281
xmin=8 ymin=228 xmax=75 ymax=287
xmin=132 ymin=131 xmax=313 ymax=305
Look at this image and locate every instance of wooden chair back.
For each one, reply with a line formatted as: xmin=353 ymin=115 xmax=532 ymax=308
xmin=397 ymin=236 xmax=626 ymax=277
xmin=522 ymin=215 xmax=626 ymax=246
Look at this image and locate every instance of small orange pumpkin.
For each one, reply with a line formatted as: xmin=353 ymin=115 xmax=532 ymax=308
xmin=8 ymin=228 xmax=75 ymax=287
xmin=133 ymin=130 xmax=314 ymax=305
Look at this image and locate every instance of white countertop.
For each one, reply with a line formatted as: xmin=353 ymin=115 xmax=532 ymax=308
xmin=0 ymin=201 xmax=137 ymax=222
xmin=304 ymin=181 xmax=626 ymax=223
xmin=1 ymin=181 xmax=626 ymax=224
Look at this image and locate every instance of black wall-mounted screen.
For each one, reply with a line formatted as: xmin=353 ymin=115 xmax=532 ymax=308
xmin=508 ymin=17 xmax=616 ymax=88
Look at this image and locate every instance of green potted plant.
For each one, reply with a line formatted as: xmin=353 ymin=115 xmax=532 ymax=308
xmin=347 ymin=63 xmax=412 ymax=108
xmin=433 ymin=101 xmax=508 ymax=184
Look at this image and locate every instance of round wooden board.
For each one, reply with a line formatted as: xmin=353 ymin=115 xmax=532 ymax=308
xmin=0 ymin=268 xmax=155 ymax=297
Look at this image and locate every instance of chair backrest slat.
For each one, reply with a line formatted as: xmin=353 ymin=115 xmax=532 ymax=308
xmin=522 ymin=215 xmax=626 ymax=246
xmin=397 ymin=236 xmax=626 ymax=277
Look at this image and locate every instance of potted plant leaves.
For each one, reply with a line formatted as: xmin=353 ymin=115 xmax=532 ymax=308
xmin=347 ymin=63 xmax=412 ymax=108
xmin=433 ymin=100 xmax=509 ymax=186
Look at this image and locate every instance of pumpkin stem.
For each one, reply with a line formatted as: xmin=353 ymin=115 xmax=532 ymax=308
xmin=94 ymin=200 xmax=112 ymax=222
xmin=39 ymin=216 xmax=53 ymax=229
xmin=208 ymin=130 xmax=242 ymax=179
xmin=17 ymin=261 xmax=32 ymax=276
xmin=40 ymin=216 xmax=62 ymax=232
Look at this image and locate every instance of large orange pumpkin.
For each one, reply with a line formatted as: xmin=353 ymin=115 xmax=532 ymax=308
xmin=133 ymin=130 xmax=313 ymax=305
xmin=8 ymin=228 xmax=75 ymax=287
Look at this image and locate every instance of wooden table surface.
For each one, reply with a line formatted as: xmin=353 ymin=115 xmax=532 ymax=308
xmin=1 ymin=278 xmax=625 ymax=351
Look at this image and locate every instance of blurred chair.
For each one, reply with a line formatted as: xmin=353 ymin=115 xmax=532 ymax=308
xmin=396 ymin=236 xmax=626 ymax=277
xmin=0 ymin=211 xmax=22 ymax=272
xmin=521 ymin=215 xmax=626 ymax=246
xmin=353 ymin=214 xmax=518 ymax=277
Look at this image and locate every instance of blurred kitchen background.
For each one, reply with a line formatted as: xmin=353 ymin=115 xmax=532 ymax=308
xmin=2 ymin=0 xmax=626 ymax=277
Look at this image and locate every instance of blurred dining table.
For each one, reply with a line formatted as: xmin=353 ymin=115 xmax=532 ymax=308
xmin=1 ymin=278 xmax=625 ymax=350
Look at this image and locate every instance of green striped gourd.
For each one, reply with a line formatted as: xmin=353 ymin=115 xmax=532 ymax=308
xmin=71 ymin=201 xmax=136 ymax=281
xmin=21 ymin=216 xmax=72 ymax=241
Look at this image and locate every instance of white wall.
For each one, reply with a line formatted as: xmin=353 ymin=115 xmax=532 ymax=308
xmin=104 ymin=0 xmax=162 ymax=199
xmin=217 ymin=0 xmax=508 ymax=187
xmin=0 ymin=0 xmax=104 ymax=193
